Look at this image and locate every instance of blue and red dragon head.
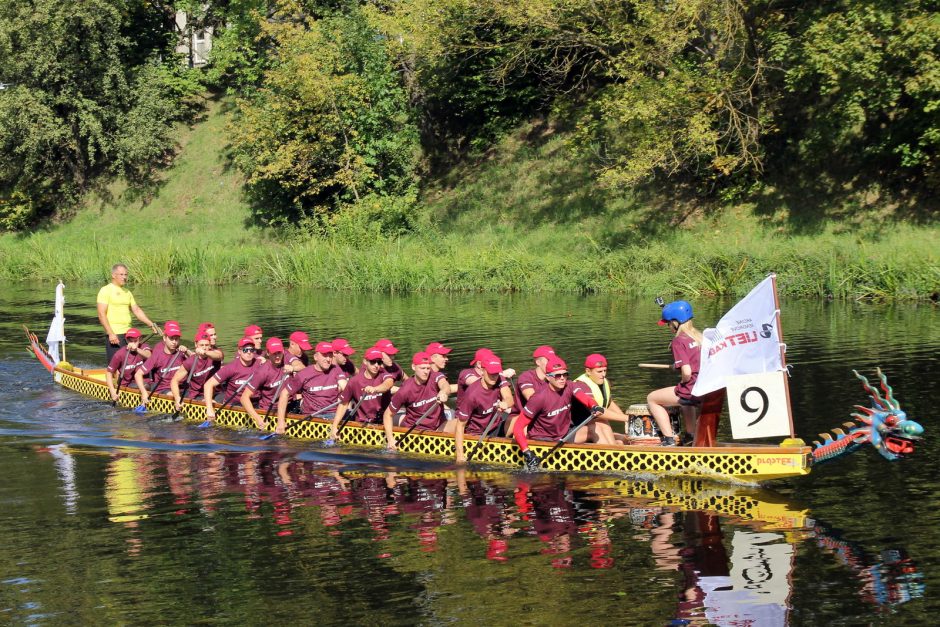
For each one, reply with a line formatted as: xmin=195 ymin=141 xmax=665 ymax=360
xmin=812 ymin=369 xmax=923 ymax=463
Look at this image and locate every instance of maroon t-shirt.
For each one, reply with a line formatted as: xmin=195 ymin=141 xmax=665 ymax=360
xmin=513 ymin=369 xmax=546 ymax=414
xmin=339 ymin=370 xmax=394 ymax=424
xmin=286 ymin=365 xmax=348 ymax=414
xmin=107 ymin=343 xmax=151 ymax=385
xmin=522 ymin=381 xmax=593 ymax=441
xmin=456 ymin=377 xmax=511 ymax=435
xmin=246 ymin=361 xmax=291 ymax=411
xmin=382 ymin=361 xmax=404 ymax=383
xmin=456 ymin=367 xmax=481 ymax=405
xmin=671 ymin=332 xmax=702 ymax=400
xmin=388 ymin=372 xmax=447 ymax=431
xmin=137 ymin=345 xmax=185 ymax=393
xmin=285 ymin=352 xmax=307 ymax=369
xmin=211 ymin=358 xmax=261 ymax=399
xmin=179 ymin=354 xmax=217 ymax=398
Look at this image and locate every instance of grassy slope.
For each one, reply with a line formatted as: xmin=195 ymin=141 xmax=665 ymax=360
xmin=0 ymin=101 xmax=936 ymax=298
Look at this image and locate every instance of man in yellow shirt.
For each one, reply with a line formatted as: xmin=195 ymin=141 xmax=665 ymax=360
xmin=97 ymin=263 xmax=160 ymax=363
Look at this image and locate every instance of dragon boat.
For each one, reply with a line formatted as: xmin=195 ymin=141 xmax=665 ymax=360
xmin=25 ymin=277 xmax=923 ymax=484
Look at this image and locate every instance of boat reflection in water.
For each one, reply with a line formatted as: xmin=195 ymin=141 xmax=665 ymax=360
xmin=38 ymin=445 xmax=923 ymax=623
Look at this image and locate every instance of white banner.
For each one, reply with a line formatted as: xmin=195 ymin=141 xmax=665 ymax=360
xmin=726 ymin=371 xmax=791 ymax=439
xmin=46 ymin=282 xmax=66 ymax=364
xmin=691 ymin=275 xmax=783 ymax=397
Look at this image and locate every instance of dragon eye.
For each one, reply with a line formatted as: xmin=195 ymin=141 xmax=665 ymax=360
xmin=884 ymin=415 xmax=899 ymax=426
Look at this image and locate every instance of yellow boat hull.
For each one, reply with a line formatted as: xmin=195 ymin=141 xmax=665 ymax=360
xmin=52 ymin=363 xmax=813 ymax=483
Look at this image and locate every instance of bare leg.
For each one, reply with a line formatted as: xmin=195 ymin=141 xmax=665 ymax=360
xmin=680 ymin=405 xmax=699 ymax=437
xmin=587 ymin=421 xmax=620 ymax=445
xmin=647 ymin=387 xmax=680 ymax=437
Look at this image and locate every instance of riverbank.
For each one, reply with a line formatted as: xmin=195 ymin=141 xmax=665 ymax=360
xmin=1 ymin=100 xmax=936 ymax=299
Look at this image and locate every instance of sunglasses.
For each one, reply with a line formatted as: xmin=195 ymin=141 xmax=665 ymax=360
xmin=546 ymin=372 xmax=569 ymax=379
xmin=240 ymin=347 xmax=256 ymax=353
xmin=367 ymin=359 xmax=383 ymax=365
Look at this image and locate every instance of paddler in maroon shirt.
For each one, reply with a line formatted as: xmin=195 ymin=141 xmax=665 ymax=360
xmin=170 ymin=332 xmax=217 ymax=411
xmin=328 ymin=346 xmax=396 ymax=441
xmin=383 ymin=352 xmax=455 ymax=451
xmin=134 ymin=320 xmax=189 ymax=408
xmin=195 ymin=322 xmax=225 ymax=371
xmin=375 ymin=338 xmax=407 ymax=384
xmin=425 ymin=341 xmax=457 ymax=395
xmin=457 ymin=348 xmax=517 ymax=406
xmin=513 ymin=356 xmax=606 ymax=470
xmin=106 ymin=328 xmax=153 ymax=402
xmin=244 ymin=324 xmax=264 ymax=351
xmin=454 ymin=353 xmax=515 ymax=464
xmin=286 ymin=331 xmax=312 ymax=373
xmin=331 ymin=338 xmax=358 ymax=377
xmin=242 ymin=337 xmax=291 ymax=430
xmin=274 ymin=341 xmax=349 ymax=435
xmin=203 ymin=337 xmax=260 ymax=424
xmin=505 ymin=345 xmax=555 ymax=439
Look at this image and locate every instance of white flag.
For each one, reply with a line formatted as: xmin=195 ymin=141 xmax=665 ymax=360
xmin=691 ymin=275 xmax=783 ymax=397
xmin=46 ymin=282 xmax=66 ymax=364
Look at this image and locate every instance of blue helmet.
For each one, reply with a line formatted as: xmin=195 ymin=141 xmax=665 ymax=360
xmin=659 ymin=300 xmax=693 ymax=326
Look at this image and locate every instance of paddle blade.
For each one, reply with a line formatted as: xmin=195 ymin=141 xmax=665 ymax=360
xmin=260 ymin=432 xmax=278 ymax=441
xmin=133 ymin=404 xmax=147 ymax=414
xmin=197 ymin=420 xmax=211 ymax=429
xmin=323 ymin=439 xmax=335 ymax=447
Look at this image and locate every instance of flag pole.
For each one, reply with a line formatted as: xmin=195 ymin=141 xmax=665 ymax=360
xmin=769 ymin=273 xmax=795 ymax=438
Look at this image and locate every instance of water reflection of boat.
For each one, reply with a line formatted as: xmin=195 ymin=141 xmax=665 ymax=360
xmin=37 ymin=445 xmax=923 ymax=618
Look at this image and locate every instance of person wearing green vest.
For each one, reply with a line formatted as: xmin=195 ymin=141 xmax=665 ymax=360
xmin=97 ymin=263 xmax=160 ymax=363
xmin=574 ymin=353 xmax=631 ymax=444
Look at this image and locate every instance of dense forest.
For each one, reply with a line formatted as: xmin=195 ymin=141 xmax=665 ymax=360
xmin=0 ymin=0 xmax=937 ymax=232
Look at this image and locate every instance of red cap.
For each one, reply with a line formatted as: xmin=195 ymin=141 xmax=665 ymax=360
xmin=412 ymin=351 xmax=432 ymax=365
xmin=332 ymin=338 xmax=356 ymax=355
xmin=425 ymin=342 xmax=452 ymax=355
xmin=481 ymin=355 xmax=503 ymax=375
xmin=163 ymin=320 xmax=182 ymax=337
xmin=238 ymin=337 xmax=255 ymax=348
xmin=197 ymin=322 xmax=214 ymax=334
xmin=533 ymin=345 xmax=555 ymax=359
xmin=545 ymin=357 xmax=568 ymax=375
xmin=194 ymin=332 xmax=208 ymax=343
xmin=244 ymin=324 xmax=263 ymax=336
xmin=470 ymin=348 xmax=493 ymax=365
xmin=364 ymin=347 xmax=383 ymax=360
xmin=289 ymin=331 xmax=313 ymax=351
xmin=266 ymin=337 xmax=284 ymax=353
xmin=314 ymin=341 xmax=333 ymax=355
xmin=124 ymin=328 xmax=141 ymax=339
xmin=375 ymin=338 xmax=399 ymax=355
xmin=584 ymin=353 xmax=607 ymax=368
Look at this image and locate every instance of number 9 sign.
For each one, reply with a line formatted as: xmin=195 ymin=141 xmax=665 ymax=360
xmin=725 ymin=372 xmax=791 ymax=439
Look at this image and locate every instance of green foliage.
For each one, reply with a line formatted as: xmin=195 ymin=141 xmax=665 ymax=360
xmin=0 ymin=0 xmax=204 ymax=230
xmin=229 ymin=1 xmax=420 ymax=228
xmin=374 ymin=0 xmax=553 ymax=165
xmin=769 ymin=0 xmax=940 ymax=189
xmin=201 ymin=0 xmax=272 ymax=90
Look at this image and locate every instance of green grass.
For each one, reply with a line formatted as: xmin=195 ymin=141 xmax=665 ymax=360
xmin=1 ymin=103 xmax=937 ymax=299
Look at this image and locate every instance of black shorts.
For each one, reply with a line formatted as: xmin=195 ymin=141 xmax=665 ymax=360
xmin=105 ymin=334 xmax=128 ymax=364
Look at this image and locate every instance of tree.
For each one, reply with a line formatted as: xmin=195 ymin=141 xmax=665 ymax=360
xmin=229 ymin=1 xmax=420 ymax=229
xmin=0 ymin=0 xmax=203 ymax=229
